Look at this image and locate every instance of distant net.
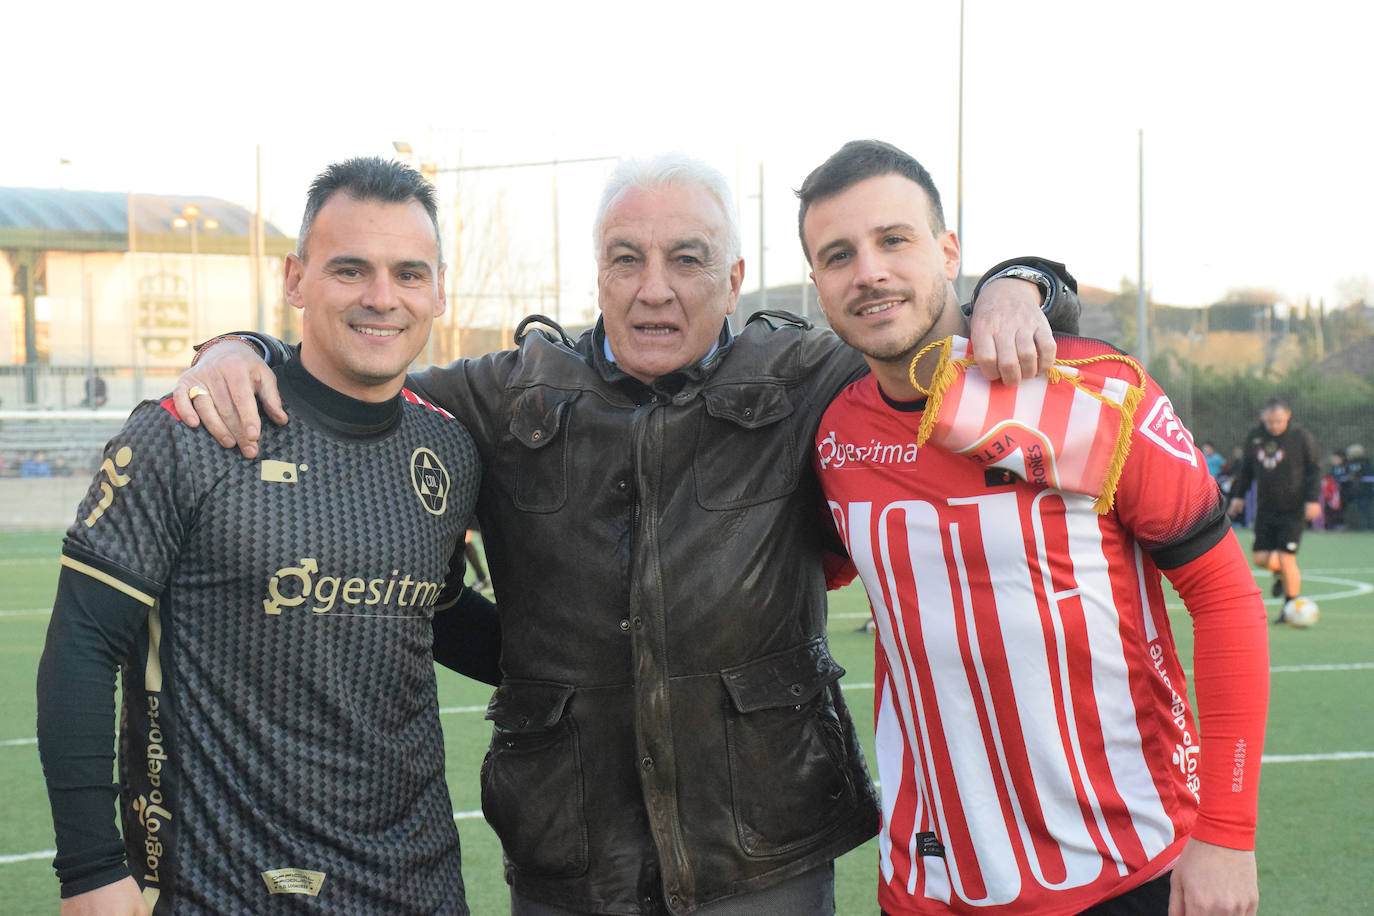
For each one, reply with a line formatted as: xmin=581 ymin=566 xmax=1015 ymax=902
xmin=0 ymin=409 xmax=130 ymax=530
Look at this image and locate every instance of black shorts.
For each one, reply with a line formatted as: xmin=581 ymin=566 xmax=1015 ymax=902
xmin=1076 ymin=873 xmax=1171 ymax=915
xmin=1253 ymin=510 xmax=1305 ymax=553
xmin=880 ymin=872 xmax=1171 ymax=916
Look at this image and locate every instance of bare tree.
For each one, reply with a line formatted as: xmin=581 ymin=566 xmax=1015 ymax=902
xmin=432 ymin=187 xmax=543 ymax=362
xmin=1334 ymin=274 xmax=1374 ymax=309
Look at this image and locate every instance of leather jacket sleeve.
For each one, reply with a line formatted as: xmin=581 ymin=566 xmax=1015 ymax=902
xmin=225 ymin=332 xmax=513 ymax=457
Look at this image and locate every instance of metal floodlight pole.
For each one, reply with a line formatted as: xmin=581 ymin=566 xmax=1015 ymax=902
xmin=189 ymin=211 xmax=200 ymax=343
xmin=451 ymin=175 xmax=463 ymax=360
xmin=84 ymin=270 xmax=94 ymax=398
xmin=174 ymin=205 xmax=219 ymax=347
xmin=127 ymin=191 xmax=142 ymax=398
xmin=1137 ymin=129 xmax=1148 ymax=369
xmin=552 ymin=161 xmax=561 ymax=321
xmin=956 ymin=0 xmax=966 ymax=296
xmin=254 ymin=144 xmax=265 ymax=334
xmin=757 ymin=162 xmax=767 ymax=313
xmin=21 ymin=248 xmax=37 ymax=404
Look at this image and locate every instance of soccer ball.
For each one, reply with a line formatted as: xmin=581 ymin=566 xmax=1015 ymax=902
xmin=1283 ymin=598 xmax=1320 ymax=628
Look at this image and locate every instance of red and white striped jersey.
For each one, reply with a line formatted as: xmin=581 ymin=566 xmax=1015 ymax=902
xmin=815 ymin=338 xmax=1264 ymax=915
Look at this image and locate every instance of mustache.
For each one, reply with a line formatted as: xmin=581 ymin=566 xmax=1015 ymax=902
xmin=847 ymin=287 xmax=913 ymax=311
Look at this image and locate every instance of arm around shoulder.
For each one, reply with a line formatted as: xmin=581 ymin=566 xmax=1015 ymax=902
xmin=171 ymin=332 xmax=288 ymax=457
xmin=964 ymin=256 xmax=1080 ymax=383
xmin=972 ymin=256 xmax=1080 ymax=335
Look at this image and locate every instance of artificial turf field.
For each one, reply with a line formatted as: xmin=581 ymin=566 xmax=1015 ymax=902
xmin=2 ymin=529 xmax=1370 ymax=914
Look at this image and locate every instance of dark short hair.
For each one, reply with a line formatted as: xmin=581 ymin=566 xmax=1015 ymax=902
xmin=796 ymin=139 xmax=946 ymax=263
xmin=297 ymin=156 xmax=442 ymax=263
xmin=1262 ymin=396 xmax=1291 ymax=412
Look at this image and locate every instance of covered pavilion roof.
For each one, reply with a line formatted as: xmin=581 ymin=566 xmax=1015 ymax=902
xmin=0 ymin=186 xmax=293 ymax=255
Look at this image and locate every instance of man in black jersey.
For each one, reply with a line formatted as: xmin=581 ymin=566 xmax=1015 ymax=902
xmin=37 ymin=158 xmax=494 ymax=915
xmin=1227 ymin=396 xmax=1322 ymax=620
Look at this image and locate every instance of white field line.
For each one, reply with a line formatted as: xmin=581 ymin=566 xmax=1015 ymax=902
xmin=14 ymin=581 xmax=1364 ymax=620
xmin=7 ymin=572 xmax=1372 ymax=624
xmin=5 ymin=807 xmax=489 ymax=864
xmin=1262 ymin=752 xmax=1374 ymax=763
xmin=5 ymin=747 xmax=1371 ymax=867
xmin=3 ymin=739 xmax=1371 ymax=866
xmin=830 ymin=572 xmax=1373 ymax=621
xmin=5 ymin=662 xmax=1370 ymax=750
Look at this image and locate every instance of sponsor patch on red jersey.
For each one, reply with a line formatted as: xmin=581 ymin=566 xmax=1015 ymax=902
xmin=1139 ymin=395 xmax=1197 ymax=465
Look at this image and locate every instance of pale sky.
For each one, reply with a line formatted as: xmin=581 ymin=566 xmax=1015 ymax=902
xmin=5 ymin=0 xmax=1371 ymax=320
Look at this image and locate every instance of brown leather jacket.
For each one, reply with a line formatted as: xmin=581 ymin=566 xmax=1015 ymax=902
xmin=413 ymin=313 xmax=879 ymax=914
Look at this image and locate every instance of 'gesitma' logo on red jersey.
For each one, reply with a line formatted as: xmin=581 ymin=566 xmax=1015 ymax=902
xmin=816 ymin=431 xmax=920 ymax=469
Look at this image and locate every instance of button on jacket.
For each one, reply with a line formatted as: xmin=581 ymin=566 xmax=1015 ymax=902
xmin=411 ymin=312 xmax=879 ymax=914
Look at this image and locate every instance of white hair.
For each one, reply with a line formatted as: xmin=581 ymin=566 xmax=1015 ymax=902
xmin=592 ymin=153 xmax=742 ymax=266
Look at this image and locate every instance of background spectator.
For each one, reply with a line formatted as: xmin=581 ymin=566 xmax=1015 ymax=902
xmin=1342 ymin=444 xmax=1372 ymax=530
xmin=1320 ymin=450 xmax=1345 ymax=530
xmin=81 ymin=374 xmax=108 ymax=408
xmin=1201 ymin=441 xmax=1226 ymax=478
xmin=21 ymin=451 xmax=52 ymax=478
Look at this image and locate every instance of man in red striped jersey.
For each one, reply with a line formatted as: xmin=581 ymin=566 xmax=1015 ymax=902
xmin=800 ymin=140 xmax=1268 ymax=916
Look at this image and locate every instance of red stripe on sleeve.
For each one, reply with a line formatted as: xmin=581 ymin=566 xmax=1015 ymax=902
xmin=401 ymin=388 xmax=454 ymax=418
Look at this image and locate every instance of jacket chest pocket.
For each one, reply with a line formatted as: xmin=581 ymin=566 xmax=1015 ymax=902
xmin=694 ymin=384 xmax=800 ymax=510
xmin=507 ymin=388 xmax=578 ymax=513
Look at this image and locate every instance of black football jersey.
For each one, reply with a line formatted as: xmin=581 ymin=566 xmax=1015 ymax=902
xmin=55 ymin=362 xmax=479 ymax=913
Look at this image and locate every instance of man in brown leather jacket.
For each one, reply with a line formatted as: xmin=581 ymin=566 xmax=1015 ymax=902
xmin=173 ymin=153 xmax=1078 ymax=915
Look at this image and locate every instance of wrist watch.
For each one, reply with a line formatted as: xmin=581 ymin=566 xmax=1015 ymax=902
xmin=190 ymin=333 xmax=257 ymax=366
xmin=986 ymin=265 xmax=1055 ymax=313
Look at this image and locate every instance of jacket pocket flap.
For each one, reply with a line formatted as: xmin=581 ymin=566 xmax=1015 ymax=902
xmin=509 ymin=389 xmax=576 ymax=449
xmin=700 ymin=384 xmax=793 ymax=429
xmin=486 ymin=679 xmax=576 ymax=730
xmin=720 ymin=638 xmax=846 ymax=712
